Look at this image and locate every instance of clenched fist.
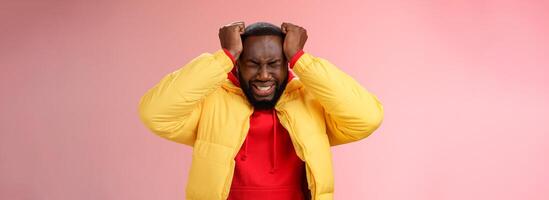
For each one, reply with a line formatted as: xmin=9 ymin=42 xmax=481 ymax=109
xmin=219 ymin=21 xmax=245 ymax=60
xmin=281 ymin=22 xmax=308 ymax=60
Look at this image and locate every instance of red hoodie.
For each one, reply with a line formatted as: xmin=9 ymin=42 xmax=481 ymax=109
xmin=223 ymin=49 xmax=308 ymax=200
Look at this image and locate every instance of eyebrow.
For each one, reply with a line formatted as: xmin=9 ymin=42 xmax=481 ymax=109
xmin=247 ymin=58 xmax=282 ymax=63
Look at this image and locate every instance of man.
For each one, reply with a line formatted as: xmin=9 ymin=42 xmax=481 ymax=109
xmin=138 ymin=21 xmax=384 ymax=200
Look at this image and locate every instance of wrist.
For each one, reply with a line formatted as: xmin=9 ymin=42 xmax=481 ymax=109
xmin=289 ymin=49 xmax=305 ymax=69
xmin=222 ymin=48 xmax=237 ymax=64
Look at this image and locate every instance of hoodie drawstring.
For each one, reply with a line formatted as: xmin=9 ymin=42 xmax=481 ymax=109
xmin=241 ymin=136 xmax=248 ymax=161
xmin=270 ymin=109 xmax=277 ymax=174
xmin=240 ymin=109 xmax=278 ymax=174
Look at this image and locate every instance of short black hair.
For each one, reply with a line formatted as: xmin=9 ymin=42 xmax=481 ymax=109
xmin=241 ymin=22 xmax=284 ymax=42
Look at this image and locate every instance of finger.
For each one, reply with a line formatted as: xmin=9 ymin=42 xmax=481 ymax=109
xmin=232 ymin=21 xmax=244 ymax=25
xmin=281 ymin=23 xmax=287 ymax=33
xmin=236 ymin=22 xmax=245 ymax=29
xmin=224 ymin=22 xmax=235 ymax=27
xmin=225 ymin=21 xmax=244 ymax=27
xmin=283 ymin=22 xmax=298 ymax=28
xmin=282 ymin=22 xmax=300 ymax=33
xmin=238 ymin=24 xmax=245 ymax=34
xmin=233 ymin=21 xmax=244 ymax=33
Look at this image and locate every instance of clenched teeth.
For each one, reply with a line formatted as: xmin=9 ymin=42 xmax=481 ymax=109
xmin=257 ymin=86 xmax=272 ymax=91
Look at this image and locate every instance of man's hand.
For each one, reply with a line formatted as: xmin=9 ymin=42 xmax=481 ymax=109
xmin=219 ymin=21 xmax=245 ymax=60
xmin=281 ymin=22 xmax=308 ymax=60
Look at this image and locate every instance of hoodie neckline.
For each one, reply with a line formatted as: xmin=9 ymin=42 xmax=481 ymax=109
xmin=239 ymin=108 xmax=280 ymax=173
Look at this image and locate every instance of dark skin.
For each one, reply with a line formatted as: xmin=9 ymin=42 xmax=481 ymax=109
xmin=219 ymin=22 xmax=308 ymax=106
xmin=218 ymin=21 xmax=245 ymax=60
xmin=238 ymin=35 xmax=287 ymax=103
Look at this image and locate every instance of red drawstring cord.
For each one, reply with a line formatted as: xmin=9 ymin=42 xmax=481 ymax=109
xmin=270 ymin=109 xmax=277 ymax=174
xmin=241 ymin=136 xmax=248 ymax=161
xmin=240 ymin=109 xmax=278 ymax=174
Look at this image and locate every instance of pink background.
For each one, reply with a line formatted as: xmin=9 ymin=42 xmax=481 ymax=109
xmin=1 ymin=0 xmax=548 ymax=199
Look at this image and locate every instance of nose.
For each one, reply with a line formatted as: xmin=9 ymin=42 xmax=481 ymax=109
xmin=256 ymin=65 xmax=271 ymax=81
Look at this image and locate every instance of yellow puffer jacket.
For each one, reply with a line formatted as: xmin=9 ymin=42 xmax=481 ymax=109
xmin=138 ymin=49 xmax=384 ymax=200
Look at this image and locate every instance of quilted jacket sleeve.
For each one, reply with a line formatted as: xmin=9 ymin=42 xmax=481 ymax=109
xmin=292 ymin=53 xmax=384 ymax=146
xmin=138 ymin=50 xmax=234 ymax=146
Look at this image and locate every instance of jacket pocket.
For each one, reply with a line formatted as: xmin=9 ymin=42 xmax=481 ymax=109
xmin=186 ymin=140 xmax=234 ymax=200
xmin=192 ymin=140 xmax=234 ymax=165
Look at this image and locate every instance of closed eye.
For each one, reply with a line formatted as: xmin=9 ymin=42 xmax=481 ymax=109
xmin=268 ymin=60 xmax=281 ymax=66
xmin=247 ymin=61 xmax=260 ymax=66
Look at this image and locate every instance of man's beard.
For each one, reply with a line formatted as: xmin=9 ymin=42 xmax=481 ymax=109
xmin=238 ymin=73 xmax=288 ymax=110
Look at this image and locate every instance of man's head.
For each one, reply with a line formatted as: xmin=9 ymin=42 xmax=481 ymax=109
xmin=237 ymin=22 xmax=288 ymax=109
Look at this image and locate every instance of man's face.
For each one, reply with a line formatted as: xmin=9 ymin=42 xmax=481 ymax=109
xmin=237 ymin=35 xmax=288 ymax=109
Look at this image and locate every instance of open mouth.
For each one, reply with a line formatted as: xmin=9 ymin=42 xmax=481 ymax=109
xmin=251 ymin=82 xmax=275 ymax=97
